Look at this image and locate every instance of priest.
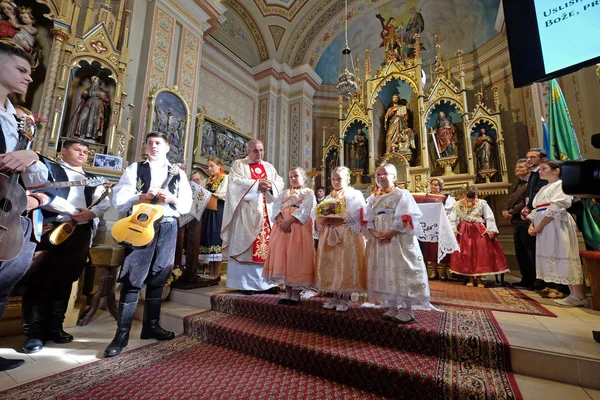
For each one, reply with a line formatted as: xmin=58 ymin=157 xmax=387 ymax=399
xmin=221 ymin=139 xmax=284 ymax=295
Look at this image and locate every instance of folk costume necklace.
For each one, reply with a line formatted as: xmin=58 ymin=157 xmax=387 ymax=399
xmin=373 ymin=186 xmax=394 ymax=196
xmin=206 ymin=171 xmax=225 ymax=192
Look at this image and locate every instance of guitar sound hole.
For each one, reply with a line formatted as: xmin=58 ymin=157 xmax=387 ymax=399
xmin=136 ymin=213 xmax=149 ymax=223
xmin=0 ymin=198 xmax=12 ymax=213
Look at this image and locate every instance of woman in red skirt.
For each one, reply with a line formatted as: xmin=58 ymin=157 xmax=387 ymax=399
xmin=450 ymin=187 xmax=509 ymax=287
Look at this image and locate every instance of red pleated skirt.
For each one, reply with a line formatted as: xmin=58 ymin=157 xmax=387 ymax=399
xmin=449 ymin=221 xmax=509 ymax=276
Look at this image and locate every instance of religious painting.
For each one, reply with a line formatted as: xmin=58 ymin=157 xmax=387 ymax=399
xmin=147 ymin=86 xmax=190 ymax=165
xmin=62 ymin=60 xmax=115 ymax=146
xmin=425 ymin=100 xmax=465 ymax=175
xmin=195 ymin=115 xmax=249 ymax=168
xmin=343 ymin=121 xmax=368 ymax=178
xmin=470 ymin=120 xmax=498 ymax=179
xmin=323 ymin=146 xmax=339 ymax=192
xmin=1 ymin=0 xmax=53 ymax=111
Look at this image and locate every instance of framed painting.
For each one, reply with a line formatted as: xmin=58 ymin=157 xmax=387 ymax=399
xmin=146 ymin=86 xmax=191 ymax=166
xmin=193 ymin=108 xmax=250 ymax=169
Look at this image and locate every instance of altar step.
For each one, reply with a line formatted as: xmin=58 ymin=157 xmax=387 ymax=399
xmin=182 ymin=293 xmax=519 ymax=399
xmin=165 ymin=285 xmax=600 ymax=391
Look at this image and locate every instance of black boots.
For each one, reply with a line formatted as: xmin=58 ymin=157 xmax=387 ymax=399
xmin=46 ymin=300 xmax=73 ymax=344
xmin=22 ymin=306 xmax=44 ymax=353
xmin=0 ymin=302 xmax=24 ymax=371
xmin=140 ymin=298 xmax=174 ymax=341
xmin=104 ymin=301 xmax=138 ymax=358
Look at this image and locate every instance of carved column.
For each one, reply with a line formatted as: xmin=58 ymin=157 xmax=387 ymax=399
xmin=35 ymin=28 xmax=70 ymax=152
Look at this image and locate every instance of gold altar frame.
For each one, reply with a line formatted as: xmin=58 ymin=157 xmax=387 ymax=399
xmin=193 ymin=107 xmax=251 ymax=170
xmin=146 ymin=86 xmax=191 ymax=166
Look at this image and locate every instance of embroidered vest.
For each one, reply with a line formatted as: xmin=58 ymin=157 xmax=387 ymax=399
xmin=41 ymin=159 xmax=96 ymax=223
xmin=136 ymin=162 xmax=180 ymax=210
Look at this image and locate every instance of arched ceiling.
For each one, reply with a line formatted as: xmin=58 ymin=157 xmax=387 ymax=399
xmin=208 ymin=0 xmax=502 ymax=80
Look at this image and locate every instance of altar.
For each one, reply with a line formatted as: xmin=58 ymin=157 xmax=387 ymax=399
xmin=415 ymin=202 xmax=459 ymax=263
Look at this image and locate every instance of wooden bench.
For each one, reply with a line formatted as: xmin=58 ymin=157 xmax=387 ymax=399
xmin=580 ymin=250 xmax=600 ymax=311
xmin=78 ymin=245 xmax=125 ymax=326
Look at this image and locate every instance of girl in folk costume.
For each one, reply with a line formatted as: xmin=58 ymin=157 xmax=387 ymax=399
xmin=528 ymin=161 xmax=587 ymax=307
xmin=425 ymin=177 xmax=456 ymax=281
xmin=198 ymin=157 xmax=228 ymax=280
xmin=365 ymin=164 xmax=432 ymax=323
xmin=315 ymin=166 xmax=367 ymax=312
xmin=263 ymin=167 xmax=316 ymax=305
xmin=450 ymin=187 xmax=509 ymax=287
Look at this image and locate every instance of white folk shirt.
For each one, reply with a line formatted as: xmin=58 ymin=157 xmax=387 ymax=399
xmin=112 ymin=160 xmax=192 ymax=218
xmin=0 ymin=98 xmax=47 ymax=187
xmin=44 ymin=161 xmax=111 ymax=224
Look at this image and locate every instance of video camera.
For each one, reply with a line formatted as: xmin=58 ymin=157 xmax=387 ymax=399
xmin=562 ymin=134 xmax=600 ymax=198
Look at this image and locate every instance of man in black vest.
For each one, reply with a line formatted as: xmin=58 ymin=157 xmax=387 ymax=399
xmin=20 ymin=139 xmax=111 ymax=353
xmin=521 ymin=147 xmax=549 ymax=291
xmin=0 ymin=43 xmax=51 ymax=371
xmin=105 ymin=132 xmax=192 ymax=357
xmin=502 ymin=159 xmax=535 ymax=289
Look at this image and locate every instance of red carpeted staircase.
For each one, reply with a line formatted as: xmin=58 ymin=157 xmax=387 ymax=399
xmin=184 ymin=293 xmax=522 ymax=400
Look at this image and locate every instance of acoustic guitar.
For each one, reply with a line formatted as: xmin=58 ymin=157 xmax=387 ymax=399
xmin=111 ymin=165 xmax=179 ymax=247
xmin=0 ymin=117 xmax=34 ymax=261
xmin=48 ymin=184 xmax=112 ymax=246
xmin=27 ymin=177 xmax=107 ymax=191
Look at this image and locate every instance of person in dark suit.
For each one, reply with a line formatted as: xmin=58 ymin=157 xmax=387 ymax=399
xmin=502 ymin=159 xmax=535 ymax=289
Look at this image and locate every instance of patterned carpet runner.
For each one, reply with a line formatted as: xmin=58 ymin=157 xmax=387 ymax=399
xmin=429 ymin=280 xmax=556 ymax=317
xmin=0 ymin=293 xmax=523 ymax=399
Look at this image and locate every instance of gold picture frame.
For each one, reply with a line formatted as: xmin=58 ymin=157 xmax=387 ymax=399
xmin=146 ymin=86 xmax=191 ymax=166
xmin=193 ymin=107 xmax=251 ymax=169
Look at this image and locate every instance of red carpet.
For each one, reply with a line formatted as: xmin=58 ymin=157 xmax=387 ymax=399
xmin=429 ymin=280 xmax=556 ymax=317
xmin=0 ymin=336 xmax=378 ymax=400
xmin=0 ymin=293 xmax=523 ymax=399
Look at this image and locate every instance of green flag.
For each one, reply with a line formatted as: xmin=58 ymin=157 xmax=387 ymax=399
xmin=548 ymin=79 xmax=600 ymax=250
xmin=548 ymin=79 xmax=582 ymax=161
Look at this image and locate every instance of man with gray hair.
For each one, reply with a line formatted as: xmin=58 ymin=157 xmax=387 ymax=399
xmin=221 ymin=139 xmax=284 ymax=295
xmin=502 ymin=159 xmax=535 ymax=289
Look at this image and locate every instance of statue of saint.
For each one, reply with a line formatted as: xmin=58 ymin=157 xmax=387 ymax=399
xmin=352 ymin=128 xmax=368 ymax=170
xmin=72 ymin=76 xmax=111 ymax=141
xmin=474 ymin=127 xmax=494 ymax=171
xmin=385 ymin=93 xmax=415 ymax=154
xmin=434 ymin=111 xmax=456 ymax=158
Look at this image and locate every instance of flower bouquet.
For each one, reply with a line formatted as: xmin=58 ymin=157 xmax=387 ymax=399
xmin=315 ymin=198 xmax=348 ymax=225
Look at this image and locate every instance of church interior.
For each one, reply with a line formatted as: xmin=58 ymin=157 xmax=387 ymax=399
xmin=1 ymin=0 xmax=600 ymax=398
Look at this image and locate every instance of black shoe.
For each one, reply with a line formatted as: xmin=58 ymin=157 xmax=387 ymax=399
xmin=104 ymin=329 xmax=129 ymax=358
xmin=287 ymin=299 xmax=300 ymax=306
xmin=141 ymin=298 xmax=175 ymax=341
xmin=513 ymin=281 xmax=534 ymax=289
xmin=46 ymin=328 xmax=74 ymax=344
xmin=104 ymin=301 xmax=138 ymax=358
xmin=0 ymin=356 xmax=24 ymax=371
xmin=277 ymin=298 xmax=290 ymax=305
xmin=22 ymin=305 xmax=45 ymax=353
xmin=239 ymin=290 xmax=254 ymax=295
xmin=262 ymin=287 xmax=281 ymax=295
xmin=23 ymin=337 xmax=43 ymax=353
xmin=140 ymin=325 xmax=175 ymax=341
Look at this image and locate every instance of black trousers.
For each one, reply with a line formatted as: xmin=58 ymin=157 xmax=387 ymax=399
xmin=0 ymin=217 xmax=36 ymax=307
xmin=22 ymin=224 xmax=92 ymax=306
xmin=512 ymin=223 xmax=536 ymax=284
xmin=118 ymin=220 xmax=178 ymax=302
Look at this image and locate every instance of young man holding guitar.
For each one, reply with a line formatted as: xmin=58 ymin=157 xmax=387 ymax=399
xmin=0 ymin=43 xmax=50 ymax=371
xmin=105 ymin=132 xmax=192 ymax=357
xmin=20 ymin=139 xmax=111 ymax=353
